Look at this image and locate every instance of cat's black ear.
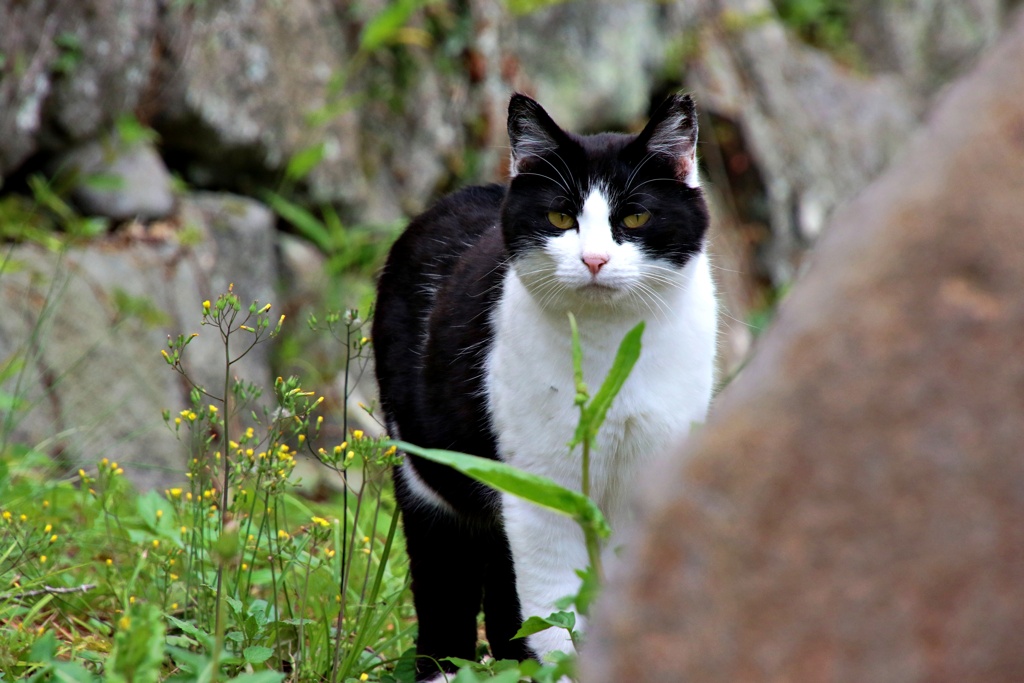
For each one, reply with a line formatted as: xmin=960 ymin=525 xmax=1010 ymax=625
xmin=507 ymin=94 xmax=567 ymax=176
xmin=635 ymin=93 xmax=700 ymax=187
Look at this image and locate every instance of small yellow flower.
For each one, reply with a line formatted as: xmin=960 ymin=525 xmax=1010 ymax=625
xmin=168 ymin=488 xmax=182 ymax=499
xmin=49 ymin=535 xmax=58 ymax=543
xmin=119 ymin=616 xmax=131 ymax=630
xmin=171 ymin=602 xmax=178 ymax=610
xmin=39 ymin=555 xmax=47 ymax=564
xmin=1 ymin=511 xmax=10 ymax=522
xmin=174 ymin=417 xmax=182 ymax=426
xmin=160 ymin=349 xmax=171 ymax=362
xmin=346 ymin=451 xmax=355 ymax=461
xmin=42 ymin=500 xmax=50 ymax=508
xmin=180 ymin=526 xmax=188 ymax=534
xmin=100 ymin=458 xmax=109 ymax=467
xmin=44 ymin=524 xmax=52 ymax=533
xmin=78 ymin=469 xmax=87 ymax=479
xmin=352 ymin=430 xmax=364 ymax=440
xmin=202 ymin=300 xmax=211 ymax=313
xmin=152 ymin=540 xmax=160 ymax=549
xmin=325 ymin=549 xmax=336 ymax=558
xmin=19 ymin=514 xmax=27 ymax=523
xmin=277 ymin=530 xmax=290 ymax=540
xmin=363 ymin=536 xmax=370 ymax=544
xmin=169 ymin=573 xmax=179 ymax=580
xmin=360 ymin=674 xmax=369 ymax=682
xmin=106 ymin=558 xmax=113 ymax=566
xmin=115 ymin=467 xmax=124 ymax=476
xmin=156 ymin=509 xmax=163 ymax=519
xmin=297 ymin=434 xmax=306 ymax=443
xmin=208 ymin=404 xmax=218 ymax=413
xmin=241 ymin=563 xmax=248 ymax=571
xmin=129 ymin=596 xmax=136 ymax=605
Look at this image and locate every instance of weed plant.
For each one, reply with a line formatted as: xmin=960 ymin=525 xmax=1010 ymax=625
xmin=0 ymin=290 xmax=414 ymax=682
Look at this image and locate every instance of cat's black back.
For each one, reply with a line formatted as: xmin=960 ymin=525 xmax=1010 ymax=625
xmin=373 ymin=183 xmax=508 ymax=513
xmin=373 ymin=184 xmax=531 ymax=679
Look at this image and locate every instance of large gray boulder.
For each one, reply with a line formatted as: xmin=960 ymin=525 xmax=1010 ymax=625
xmin=584 ymin=9 xmax=1024 ymax=682
xmin=0 ymin=0 xmax=157 ymax=176
xmin=0 ymin=193 xmax=277 ymax=490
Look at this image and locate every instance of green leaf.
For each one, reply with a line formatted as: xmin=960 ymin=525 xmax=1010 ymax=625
xmin=285 ymin=143 xmax=326 ymax=182
xmin=570 ymin=320 xmax=644 ymax=448
xmin=512 ymin=611 xmax=575 ymax=640
xmin=262 ymin=190 xmax=332 ymax=253
xmin=225 ymin=674 xmax=285 ymax=683
xmin=29 ymin=630 xmax=58 ymax=662
xmin=393 ymin=441 xmax=610 ymax=539
xmin=242 ymin=645 xmax=274 ymax=665
xmin=106 ymin=604 xmax=165 ymax=683
xmin=359 ymin=0 xmax=419 ymax=52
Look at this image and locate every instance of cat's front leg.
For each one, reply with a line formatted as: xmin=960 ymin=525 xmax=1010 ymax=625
xmin=501 ymin=492 xmax=589 ymax=660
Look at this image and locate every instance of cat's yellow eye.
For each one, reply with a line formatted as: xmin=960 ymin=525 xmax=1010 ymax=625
xmin=623 ymin=211 xmax=651 ymax=228
xmin=547 ymin=211 xmax=576 ymax=230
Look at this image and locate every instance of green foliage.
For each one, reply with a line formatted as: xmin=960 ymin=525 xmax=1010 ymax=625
xmin=53 ymin=32 xmax=83 ymax=76
xmin=0 ymin=291 xmax=413 ymax=682
xmin=771 ymin=0 xmax=860 ymax=64
xmin=393 ymin=442 xmax=610 ymax=541
xmin=0 ymin=174 xmax=108 ymax=248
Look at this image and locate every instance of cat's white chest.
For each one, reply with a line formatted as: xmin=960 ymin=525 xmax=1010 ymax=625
xmin=484 ymin=250 xmax=716 ymax=658
xmin=485 ymin=250 xmax=717 ymax=520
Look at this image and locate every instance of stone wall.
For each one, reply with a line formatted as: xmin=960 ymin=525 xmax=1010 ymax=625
xmin=0 ymin=0 xmax=1014 ymax=483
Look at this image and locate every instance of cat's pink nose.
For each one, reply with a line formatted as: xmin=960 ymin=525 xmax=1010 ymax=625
xmin=582 ymin=254 xmax=609 ymax=276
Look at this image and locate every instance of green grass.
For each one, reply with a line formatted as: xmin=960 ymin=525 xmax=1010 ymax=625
xmin=0 ymin=283 xmax=643 ymax=682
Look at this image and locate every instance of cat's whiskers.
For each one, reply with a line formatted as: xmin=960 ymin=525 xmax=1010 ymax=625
xmin=624 ymin=151 xmax=658 ymax=193
xmin=516 ymin=171 xmax=571 ymax=195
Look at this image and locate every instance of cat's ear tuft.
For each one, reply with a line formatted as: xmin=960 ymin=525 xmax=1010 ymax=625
xmin=637 ymin=93 xmax=700 ymax=187
xmin=507 ymin=94 xmax=565 ymax=177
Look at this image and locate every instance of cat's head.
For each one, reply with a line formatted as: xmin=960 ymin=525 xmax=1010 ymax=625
xmin=501 ymin=93 xmax=709 ymax=314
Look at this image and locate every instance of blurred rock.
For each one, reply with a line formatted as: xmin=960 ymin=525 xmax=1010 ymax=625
xmin=849 ymin=0 xmax=1005 ymax=91
xmin=0 ymin=192 xmax=277 ymax=489
xmin=508 ymin=1 xmax=668 ymax=132
xmin=0 ymin=0 xmax=157 ymax=176
xmin=585 ymin=9 xmax=1024 ymax=683
xmin=59 ymin=139 xmax=175 ymax=221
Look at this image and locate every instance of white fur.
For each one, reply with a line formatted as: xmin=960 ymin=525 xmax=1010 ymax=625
xmin=485 ymin=188 xmax=717 ymax=658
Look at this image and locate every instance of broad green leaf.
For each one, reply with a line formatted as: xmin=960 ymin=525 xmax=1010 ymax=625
xmin=393 ymin=441 xmax=610 ymax=538
xmin=242 ymin=645 xmax=274 ymax=665
xmin=512 ymin=611 xmax=575 ymax=640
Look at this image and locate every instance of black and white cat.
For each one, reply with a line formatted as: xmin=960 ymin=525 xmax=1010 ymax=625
xmin=372 ymin=93 xmax=717 ymax=681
